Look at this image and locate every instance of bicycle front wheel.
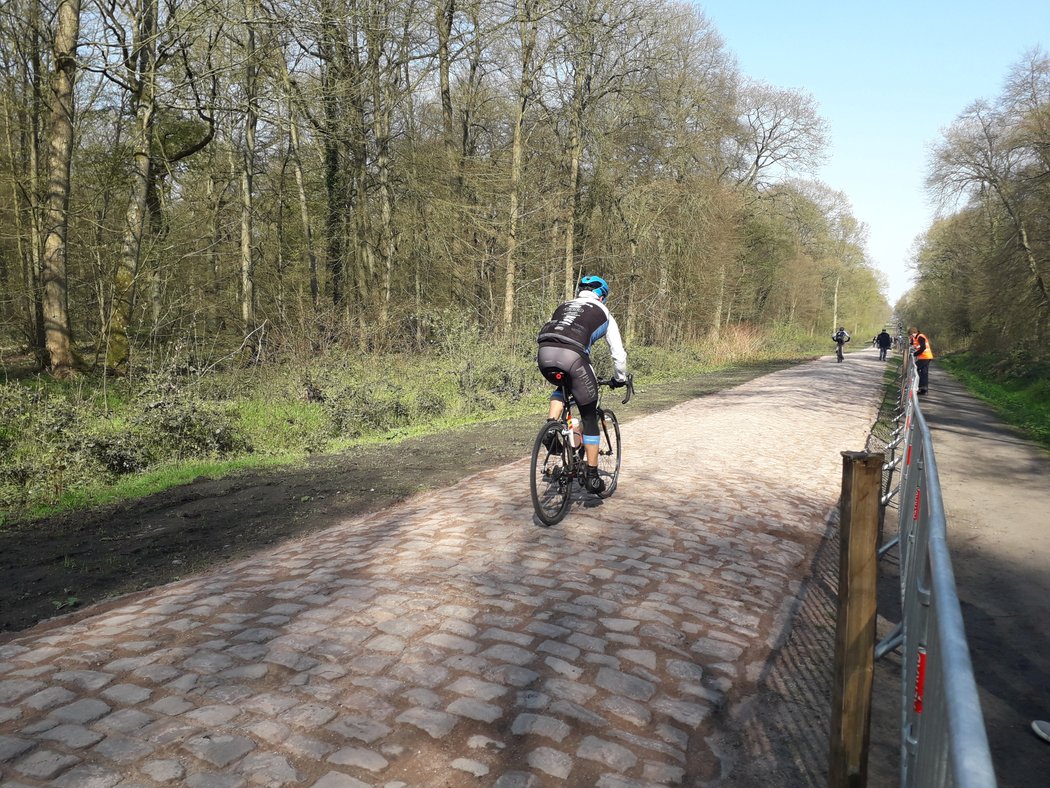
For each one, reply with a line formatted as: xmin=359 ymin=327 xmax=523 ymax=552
xmin=595 ymin=408 xmax=621 ymax=498
xmin=530 ymin=421 xmax=573 ymax=526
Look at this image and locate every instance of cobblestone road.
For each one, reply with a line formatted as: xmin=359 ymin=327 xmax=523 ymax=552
xmin=0 ymin=354 xmax=886 ymax=787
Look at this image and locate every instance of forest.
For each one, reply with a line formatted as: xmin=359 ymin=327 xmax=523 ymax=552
xmin=1 ymin=0 xmax=888 ymax=376
xmin=903 ymin=48 xmax=1050 ymax=368
xmin=11 ymin=1 xmax=1050 ymax=518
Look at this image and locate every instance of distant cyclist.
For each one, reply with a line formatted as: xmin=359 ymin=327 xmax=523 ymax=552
xmin=536 ymin=276 xmax=628 ymax=495
xmin=832 ymin=326 xmax=851 ymax=362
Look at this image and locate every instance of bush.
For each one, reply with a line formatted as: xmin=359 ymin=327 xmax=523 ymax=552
xmin=0 ymin=385 xmax=83 ymax=510
xmin=238 ymin=399 xmax=330 ymax=456
xmin=414 ymin=387 xmax=450 ymax=420
xmin=81 ymin=425 xmax=151 ymax=476
xmin=321 ymin=381 xmax=421 ymax=436
xmin=457 ymin=355 xmax=530 ymax=401
xmin=0 ymin=384 xmax=36 ymax=455
xmin=134 ymin=398 xmax=250 ymax=460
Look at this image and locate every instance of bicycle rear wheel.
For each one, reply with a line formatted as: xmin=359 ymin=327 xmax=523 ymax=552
xmin=530 ymin=421 xmax=573 ymax=526
xmin=595 ymin=408 xmax=621 ymax=498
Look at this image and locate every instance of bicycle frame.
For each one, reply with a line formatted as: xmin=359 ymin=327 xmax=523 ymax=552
xmin=554 ymin=377 xmax=632 ymax=453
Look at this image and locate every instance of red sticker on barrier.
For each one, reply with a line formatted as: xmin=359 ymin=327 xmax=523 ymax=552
xmin=914 ymin=646 xmax=927 ymax=713
xmin=913 ymin=488 xmax=921 ymax=521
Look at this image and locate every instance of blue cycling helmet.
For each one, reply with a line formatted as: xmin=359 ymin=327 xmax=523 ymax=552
xmin=577 ymin=275 xmax=610 ymax=300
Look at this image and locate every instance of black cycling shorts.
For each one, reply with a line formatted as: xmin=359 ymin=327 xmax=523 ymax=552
xmin=536 ymin=344 xmax=598 ymax=407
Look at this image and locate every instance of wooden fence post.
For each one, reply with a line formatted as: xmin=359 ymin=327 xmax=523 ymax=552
xmin=829 ymin=450 xmax=884 ymax=788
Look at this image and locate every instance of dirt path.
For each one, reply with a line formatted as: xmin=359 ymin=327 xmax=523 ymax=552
xmin=894 ymin=369 xmax=1050 ymax=786
xmin=0 ymin=353 xmax=886 ymax=786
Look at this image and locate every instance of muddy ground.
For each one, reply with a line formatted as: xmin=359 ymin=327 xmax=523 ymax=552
xmin=0 ymin=360 xmax=802 ymax=637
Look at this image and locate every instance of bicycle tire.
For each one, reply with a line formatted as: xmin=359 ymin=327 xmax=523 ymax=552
xmin=594 ymin=408 xmax=621 ymax=498
xmin=530 ymin=421 xmax=573 ymax=526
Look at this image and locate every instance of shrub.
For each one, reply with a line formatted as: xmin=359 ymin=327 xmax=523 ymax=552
xmin=134 ymin=398 xmax=250 ymax=460
xmin=414 ymin=387 xmax=450 ymax=420
xmin=81 ymin=425 xmax=151 ymax=476
xmin=0 ymin=384 xmax=36 ymax=455
xmin=238 ymin=399 xmax=330 ymax=456
xmin=456 ymin=347 xmax=534 ymax=403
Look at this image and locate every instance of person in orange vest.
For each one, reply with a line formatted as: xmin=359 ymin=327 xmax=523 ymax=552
xmin=908 ymin=326 xmax=934 ymax=395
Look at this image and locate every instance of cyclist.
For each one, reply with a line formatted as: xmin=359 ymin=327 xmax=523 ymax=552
xmin=832 ymin=326 xmax=850 ymax=362
xmin=536 ymin=275 xmax=628 ymax=495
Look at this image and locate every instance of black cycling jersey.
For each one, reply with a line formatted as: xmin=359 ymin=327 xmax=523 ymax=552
xmin=537 ymin=294 xmax=626 ymax=379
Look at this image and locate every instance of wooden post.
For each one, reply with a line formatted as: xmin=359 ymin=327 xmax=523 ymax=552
xmin=829 ymin=451 xmax=884 ymax=788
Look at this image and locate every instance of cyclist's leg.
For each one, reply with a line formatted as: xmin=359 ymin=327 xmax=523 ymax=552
xmin=564 ymin=358 xmax=604 ymax=493
xmin=547 ymin=390 xmax=566 ymax=420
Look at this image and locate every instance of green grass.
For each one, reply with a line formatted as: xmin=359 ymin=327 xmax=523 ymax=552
xmin=940 ymin=352 xmax=1050 ymax=449
xmin=870 ymin=356 xmax=905 ymax=442
xmin=1 ymin=331 xmax=832 ymax=525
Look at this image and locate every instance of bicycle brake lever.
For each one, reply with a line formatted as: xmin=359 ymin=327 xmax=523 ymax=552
xmin=622 ymin=374 xmax=634 ymax=405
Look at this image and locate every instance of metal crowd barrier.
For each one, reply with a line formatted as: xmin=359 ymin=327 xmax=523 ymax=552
xmin=875 ymin=355 xmax=996 ymax=787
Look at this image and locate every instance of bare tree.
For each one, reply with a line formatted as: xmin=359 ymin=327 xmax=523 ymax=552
xmin=2 ymin=0 xmax=49 ymax=363
xmin=929 ymin=100 xmax=1050 ymax=310
xmin=237 ymin=0 xmax=261 ymax=359
xmin=39 ymin=0 xmax=82 ymax=376
xmin=732 ymin=80 xmax=828 ymax=190
xmin=502 ymin=0 xmax=545 ymax=330
xmin=103 ymin=0 xmax=159 ymax=373
xmin=551 ymin=0 xmax=659 ymax=298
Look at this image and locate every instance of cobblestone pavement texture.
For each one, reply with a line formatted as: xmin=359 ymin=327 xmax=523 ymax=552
xmin=0 ymin=355 xmax=886 ymax=787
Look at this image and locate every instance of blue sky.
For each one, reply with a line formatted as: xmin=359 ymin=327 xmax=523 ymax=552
xmin=697 ymin=0 xmax=1050 ymax=304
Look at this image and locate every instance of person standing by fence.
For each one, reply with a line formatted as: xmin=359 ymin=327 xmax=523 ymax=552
xmin=909 ymin=326 xmax=934 ymax=394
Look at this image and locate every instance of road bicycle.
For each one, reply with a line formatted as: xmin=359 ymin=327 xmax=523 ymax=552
xmin=832 ymin=331 xmax=850 ymax=362
xmin=529 ymin=375 xmax=634 ymax=526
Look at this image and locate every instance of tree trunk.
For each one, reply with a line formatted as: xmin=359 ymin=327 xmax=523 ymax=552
xmin=376 ymin=118 xmax=393 ymax=329
xmin=284 ymin=83 xmax=319 ymax=307
xmin=995 ymin=191 xmax=1050 ymax=310
xmin=39 ymin=0 xmax=81 ymax=377
xmin=561 ymin=2 xmax=596 ymax=300
xmin=207 ymin=175 xmax=227 ymax=334
xmin=711 ymin=263 xmax=725 ymax=340
xmin=240 ymin=0 xmax=260 ymax=360
xmin=3 ymin=65 xmax=42 ymax=358
xmin=109 ymin=0 xmax=158 ymax=374
xmin=27 ymin=0 xmax=47 ymax=364
xmin=655 ymin=233 xmax=668 ymax=344
xmin=146 ymin=160 xmax=165 ymax=342
xmin=435 ymin=0 xmax=455 ymax=152
xmin=563 ymin=117 xmax=583 ymax=300
xmin=502 ymin=0 xmax=539 ymax=332
xmin=832 ymin=272 xmax=840 ymax=332
xmin=318 ymin=3 xmax=347 ymax=309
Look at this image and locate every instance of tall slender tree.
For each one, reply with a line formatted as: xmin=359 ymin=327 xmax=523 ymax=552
xmin=39 ymin=0 xmax=81 ymax=376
